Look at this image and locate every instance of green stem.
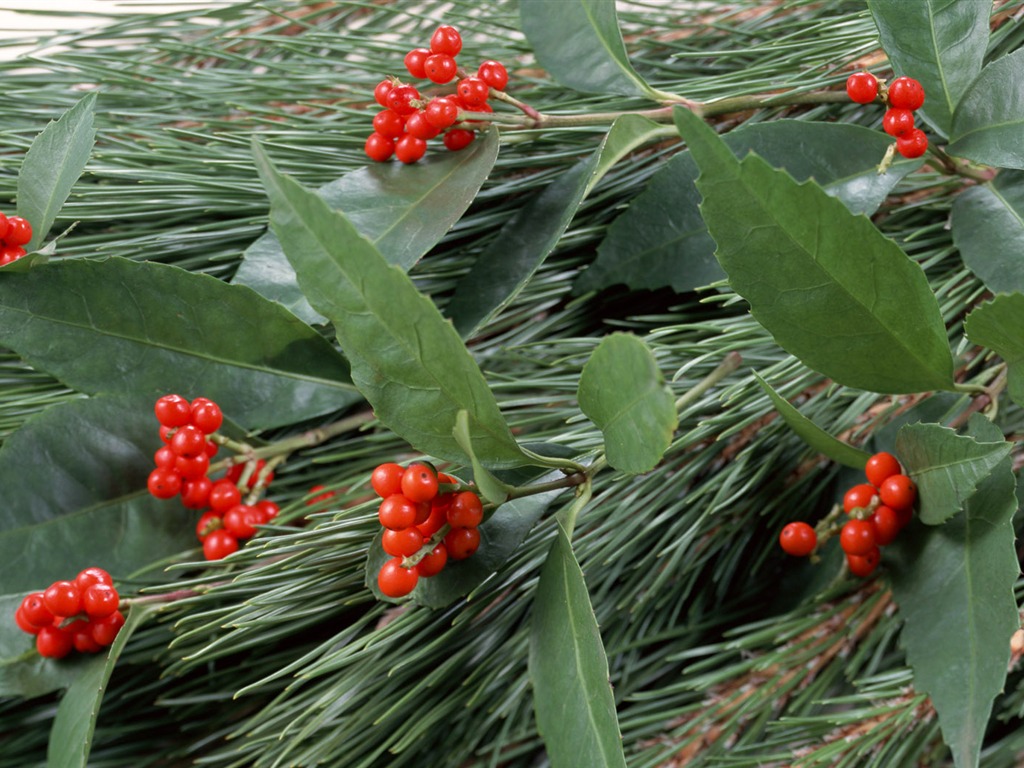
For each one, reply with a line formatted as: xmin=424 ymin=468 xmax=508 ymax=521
xmin=505 ymin=471 xmax=588 ymax=500
xmin=556 ymin=477 xmax=593 ymax=540
xmin=675 ymin=351 xmax=743 ymax=412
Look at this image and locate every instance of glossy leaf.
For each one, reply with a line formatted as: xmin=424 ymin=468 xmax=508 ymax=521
xmin=366 ymin=476 xmax=566 ymax=607
xmin=253 ymin=142 xmax=526 ymax=468
xmin=888 ymin=416 xmax=1018 ymax=768
xmin=674 ymin=107 xmax=954 ymax=394
xmin=529 ymin=525 xmax=627 ymax=768
xmin=952 ymin=170 xmax=1024 ymax=293
xmin=754 ymin=373 xmax=871 ymax=469
xmin=868 ymin=0 xmax=989 ymax=136
xmin=234 ymin=129 xmax=499 ymax=324
xmin=577 ymin=120 xmax=920 ymax=294
xmin=17 ymin=92 xmax=97 ymax=252
xmin=47 ymin=605 xmax=156 ymax=768
xmin=0 ymin=394 xmax=196 ymax=595
xmin=894 ymin=421 xmax=1012 ymax=525
xmin=453 ymin=410 xmax=514 ymax=505
xmin=949 ymin=49 xmax=1024 ymax=170
xmin=519 ymin=0 xmax=662 ymax=100
xmin=448 ymin=115 xmax=667 ymax=337
xmin=964 ymin=293 xmax=1024 ymax=408
xmin=0 ymin=257 xmax=358 ymax=429
xmin=577 ymin=333 xmax=676 ymax=474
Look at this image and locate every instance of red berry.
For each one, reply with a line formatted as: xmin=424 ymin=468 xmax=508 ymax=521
xmin=91 ymin=610 xmax=125 ymax=647
xmin=839 ymin=518 xmax=877 ymax=556
xmin=15 ymin=605 xmax=41 ymax=634
xmin=378 ymin=557 xmax=419 ymax=598
xmin=879 ymin=474 xmax=916 ymax=511
xmin=416 ymin=504 xmax=448 ymax=537
xmin=180 ymin=476 xmax=213 ymax=509
xmin=896 ymin=503 xmax=914 ymax=529
xmin=477 ymin=60 xmax=508 ymax=91
xmin=256 ymin=499 xmax=280 ymax=520
xmin=170 ymin=424 xmax=207 ymax=459
xmin=872 ymin=505 xmax=902 ymax=546
xmin=74 ymin=567 xmax=112 ymax=592
xmin=4 ymin=216 xmax=32 ymax=246
xmin=190 ymin=399 xmax=223 ymax=434
xmin=843 ymin=482 xmax=877 ymax=513
xmin=223 ymin=504 xmax=259 ymax=538
xmin=226 ymin=459 xmax=273 ymax=489
xmin=20 ymin=592 xmax=54 ymax=627
xmin=845 ymin=71 xmax=878 ymax=104
xmin=82 ymin=583 xmax=119 ymax=619
xmin=36 ymin=625 xmax=73 ymax=658
xmin=382 ymin=527 xmax=425 ymax=557
xmin=423 ymin=52 xmax=457 ymax=84
xmin=896 ymin=129 xmax=928 ymax=159
xmin=371 ymin=463 xmax=405 ymax=498
xmin=373 ymin=79 xmax=393 ymax=107
xmin=444 ymin=527 xmax=480 ymax=560
xmin=0 ymin=212 xmax=7 ymax=240
xmin=401 ymin=463 xmax=439 ymax=503
xmin=778 ymin=521 xmax=817 ymax=557
xmin=888 ymin=76 xmax=925 ymax=110
xmin=395 ymin=134 xmax=427 ymax=164
xmin=443 ymin=129 xmax=475 ymax=152
xmin=305 ymin=484 xmax=337 ymax=506
xmin=882 ymin=107 xmax=915 ymax=137
xmin=447 ymin=491 xmax=484 ymax=529
xmin=424 ymin=97 xmax=459 ymax=129
xmin=154 ymin=444 xmax=176 ymax=469
xmin=203 ymin=529 xmax=239 ymax=560
xmin=73 ymin=629 xmax=102 ymax=654
xmin=378 ymin=494 xmax=420 ymax=530
xmin=43 ymin=580 xmax=82 ymax=618
xmin=385 ymin=84 xmax=421 ymax=116
xmin=195 ymin=510 xmax=221 ymax=541
xmin=208 ymin=478 xmax=242 ymax=513
xmin=416 ymin=543 xmax=448 ymax=577
xmin=429 ymin=25 xmax=462 ymax=57
xmin=456 ymin=76 xmax=490 ymax=107
xmin=0 ymin=245 xmax=26 ymax=265
xmin=405 ymin=111 xmax=441 ymax=140
xmin=864 ymin=451 xmax=902 ymax=488
xmin=404 ymin=47 xmax=430 ymax=79
xmin=205 ymin=439 xmax=219 ymax=459
xmin=846 ymin=547 xmax=881 ymax=578
xmin=365 ymin=132 xmax=395 ymax=163
xmin=147 ymin=466 xmax=183 ymax=499
xmin=372 ymin=109 xmax=405 ymax=139
xmin=175 ymin=452 xmax=210 ymax=481
xmin=154 ymin=394 xmax=192 ymax=428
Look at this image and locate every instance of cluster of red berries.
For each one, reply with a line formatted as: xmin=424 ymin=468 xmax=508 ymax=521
xmin=372 ymin=461 xmax=485 ymax=598
xmin=846 ymin=72 xmax=928 ymax=159
xmin=147 ymin=394 xmax=278 ymax=560
xmin=13 ymin=567 xmax=125 ymax=659
xmin=365 ymin=24 xmax=508 ymax=164
xmin=779 ymin=451 xmax=917 ymax=578
xmin=0 ymin=212 xmax=33 ymax=265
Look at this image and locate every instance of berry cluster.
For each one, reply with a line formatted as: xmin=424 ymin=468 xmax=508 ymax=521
xmin=0 ymin=212 xmax=33 ymax=265
xmin=365 ymin=24 xmax=508 ymax=164
xmin=13 ymin=568 xmax=125 ymax=659
xmin=845 ymin=72 xmax=928 ymax=159
xmin=147 ymin=394 xmax=278 ymax=560
xmin=779 ymin=451 xmax=917 ymax=578
xmin=372 ymin=461 xmax=484 ymax=598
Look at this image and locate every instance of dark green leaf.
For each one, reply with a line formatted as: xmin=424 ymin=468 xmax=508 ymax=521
xmin=448 ymin=115 xmax=667 ymax=337
xmin=519 ymin=0 xmax=664 ymax=100
xmin=674 ymin=107 xmax=954 ymax=394
xmin=894 ymin=421 xmax=1012 ymax=525
xmin=529 ymin=525 xmax=627 ymax=768
xmin=577 ymin=333 xmax=676 ymax=474
xmin=17 ymin=92 xmax=96 ymax=252
xmin=888 ymin=417 xmax=1018 ymax=768
xmin=949 ymin=49 xmax=1024 ymax=170
xmin=233 ymin=129 xmax=500 ymax=325
xmin=868 ymin=0 xmax=989 ymax=136
xmin=47 ymin=605 xmax=156 ymax=768
xmin=952 ymin=170 xmax=1024 ymax=293
xmin=965 ymin=293 xmax=1024 ymax=408
xmin=253 ymin=142 xmax=526 ymax=468
xmin=754 ymin=373 xmax=871 ymax=469
xmin=0 ymin=257 xmax=358 ymax=429
xmin=577 ymin=120 xmax=921 ymax=294
xmin=453 ymin=410 xmax=513 ymax=505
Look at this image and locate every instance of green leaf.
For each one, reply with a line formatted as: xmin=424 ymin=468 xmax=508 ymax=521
xmin=0 ymin=257 xmax=358 ymax=429
xmin=888 ymin=416 xmax=1019 ymax=768
xmin=965 ymin=293 xmax=1024 ymax=408
xmin=894 ymin=421 xmax=1012 ymax=525
xmin=448 ymin=115 xmax=668 ymax=338
xmin=519 ymin=0 xmax=663 ymax=100
xmin=577 ymin=333 xmax=676 ymax=474
xmin=452 ymin=410 xmax=514 ymax=505
xmin=47 ymin=605 xmax=156 ymax=768
xmin=17 ymin=92 xmax=97 ymax=252
xmin=253 ymin=142 xmax=527 ymax=468
xmin=952 ymin=170 xmax=1024 ymax=293
xmin=754 ymin=373 xmax=871 ymax=469
xmin=868 ymin=0 xmax=989 ymax=136
xmin=949 ymin=49 xmax=1024 ymax=170
xmin=529 ymin=525 xmax=627 ymax=768
xmin=0 ymin=395 xmax=197 ymax=596
xmin=366 ymin=477 xmax=566 ymax=607
xmin=674 ymin=107 xmax=954 ymax=394
xmin=577 ymin=120 xmax=921 ymax=294
xmin=233 ymin=129 xmax=500 ymax=325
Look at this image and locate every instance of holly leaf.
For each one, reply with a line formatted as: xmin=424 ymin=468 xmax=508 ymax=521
xmin=888 ymin=416 xmax=1019 ymax=768
xmin=577 ymin=333 xmax=676 ymax=474
xmin=17 ymin=92 xmax=96 ymax=252
xmin=952 ymin=170 xmax=1024 ymax=293
xmin=868 ymin=0 xmax=989 ymax=136
xmin=233 ymin=129 xmax=499 ymax=325
xmin=447 ymin=115 xmax=668 ymax=338
xmin=948 ymin=49 xmax=1024 ymax=170
xmin=674 ymin=107 xmax=954 ymax=394
xmin=253 ymin=142 xmax=527 ymax=468
xmin=577 ymin=120 xmax=920 ymax=295
xmin=529 ymin=524 xmax=627 ymax=768
xmin=894 ymin=421 xmax=1012 ymax=525
xmin=754 ymin=373 xmax=871 ymax=469
xmin=965 ymin=294 xmax=1024 ymax=408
